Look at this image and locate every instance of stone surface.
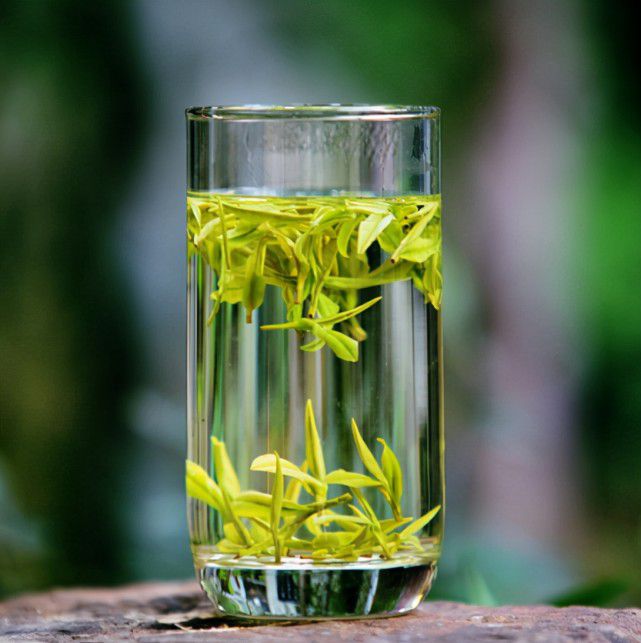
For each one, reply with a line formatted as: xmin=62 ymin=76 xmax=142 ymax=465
xmin=0 ymin=580 xmax=639 ymax=642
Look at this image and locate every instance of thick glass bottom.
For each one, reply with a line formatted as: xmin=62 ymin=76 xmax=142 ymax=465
xmin=193 ymin=549 xmax=438 ymax=619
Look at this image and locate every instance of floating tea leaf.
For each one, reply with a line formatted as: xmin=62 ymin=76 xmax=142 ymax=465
xmin=187 ymin=194 xmax=442 ymax=360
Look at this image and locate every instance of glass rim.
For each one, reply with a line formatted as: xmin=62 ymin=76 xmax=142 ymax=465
xmin=186 ymin=103 xmax=440 ymax=122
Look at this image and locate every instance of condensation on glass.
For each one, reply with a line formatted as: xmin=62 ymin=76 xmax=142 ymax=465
xmin=186 ymin=105 xmax=443 ymax=619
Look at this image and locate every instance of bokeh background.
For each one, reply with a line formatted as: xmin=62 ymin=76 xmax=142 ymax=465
xmin=1 ymin=0 xmax=639 ymax=605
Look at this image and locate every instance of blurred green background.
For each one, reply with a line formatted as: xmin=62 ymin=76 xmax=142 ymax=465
xmin=1 ymin=0 xmax=639 ymax=606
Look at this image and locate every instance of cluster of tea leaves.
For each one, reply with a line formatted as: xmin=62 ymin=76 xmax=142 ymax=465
xmin=187 ymin=194 xmax=442 ymax=362
xmin=186 ymin=399 xmax=440 ymax=562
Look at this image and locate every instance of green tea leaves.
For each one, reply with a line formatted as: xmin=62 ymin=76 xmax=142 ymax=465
xmin=187 ymin=194 xmax=442 ymax=361
xmin=186 ymin=400 xmax=440 ymax=562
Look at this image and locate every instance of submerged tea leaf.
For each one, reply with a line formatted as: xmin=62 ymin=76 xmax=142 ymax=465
xmin=271 ymin=452 xmax=284 ymax=563
xmin=185 ymin=461 xmax=224 ymax=512
xmin=381 ymin=517 xmax=412 ymax=533
xmin=325 ymin=469 xmax=380 ymax=488
xmin=357 ymin=213 xmax=394 ymax=254
xmin=351 ymin=420 xmax=387 ymax=486
xmin=284 ymin=461 xmax=307 ymax=503
xmin=396 ymin=236 xmax=439 ymax=263
xmin=313 ymin=296 xmax=382 ymax=327
xmin=314 ymin=513 xmax=367 ymax=530
xmin=235 ymin=491 xmax=305 ymax=512
xmin=212 ymin=437 xmax=241 ymax=497
xmin=221 ymin=488 xmax=252 ymax=546
xmin=312 ymin=531 xmax=359 ymax=550
xmin=300 ymin=337 xmax=326 ymax=352
xmin=250 ymin=454 xmax=321 ymax=491
xmin=312 ymin=324 xmax=358 ymax=362
xmin=316 ymin=293 xmax=340 ymax=318
xmin=378 ymin=438 xmax=403 ymax=505
xmin=305 ymin=399 xmax=326 ymax=481
xmin=185 ymin=399 xmax=441 ymax=562
xmin=398 ymin=505 xmax=441 ymax=540
xmin=337 ymin=218 xmax=359 ymax=257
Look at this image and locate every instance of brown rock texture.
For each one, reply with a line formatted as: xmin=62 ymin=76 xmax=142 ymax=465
xmin=1 ymin=580 xmax=639 ymax=642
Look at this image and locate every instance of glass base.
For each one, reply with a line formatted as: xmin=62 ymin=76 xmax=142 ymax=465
xmin=195 ymin=554 xmax=437 ymax=619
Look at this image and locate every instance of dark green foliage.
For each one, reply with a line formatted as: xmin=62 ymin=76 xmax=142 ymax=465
xmin=0 ymin=0 xmax=147 ymax=596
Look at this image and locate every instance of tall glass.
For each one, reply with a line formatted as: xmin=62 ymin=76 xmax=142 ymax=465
xmin=186 ymin=105 xmax=443 ymax=619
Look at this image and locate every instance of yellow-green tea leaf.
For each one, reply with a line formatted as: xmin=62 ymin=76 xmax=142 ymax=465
xmin=271 ymin=452 xmax=284 ymax=563
xmin=250 ymin=454 xmax=321 ymax=492
xmin=216 ymin=539 xmax=246 ymax=553
xmin=284 ymin=461 xmax=307 ymax=503
xmin=398 ymin=505 xmax=441 ymax=540
xmin=311 ymin=324 xmax=358 ymax=362
xmin=304 ymin=515 xmax=322 ymax=537
xmin=248 ymin=516 xmax=271 ymax=533
xmin=377 ymin=220 xmax=403 ymax=254
xmin=189 ymin=200 xmax=203 ymax=226
xmin=324 ymin=273 xmax=411 ymax=290
xmin=235 ymin=491 xmax=305 ymax=512
xmin=242 ymin=242 xmax=266 ymax=323
xmin=381 ymin=517 xmax=412 ymax=534
xmin=312 ymin=531 xmax=359 ymax=550
xmin=216 ymin=196 xmax=231 ymax=269
xmin=242 ymin=273 xmax=265 ymax=324
xmin=300 ymin=337 xmax=325 ymax=352
xmin=314 ymin=296 xmax=382 ymax=327
xmin=325 ymin=469 xmax=381 ymax=488
xmin=221 ymin=488 xmax=252 ymax=546
xmin=223 ymin=522 xmax=247 ymax=545
xmin=231 ymin=501 xmax=270 ymax=521
xmin=352 ymin=488 xmax=379 ymax=525
xmin=351 ymin=420 xmax=387 ymax=486
xmin=271 ymin=454 xmax=284 ymax=527
xmin=345 ymin=200 xmax=390 ymax=216
xmin=185 ymin=460 xmax=224 ymax=512
xmin=314 ymin=513 xmax=367 ymax=530
xmin=305 ymin=399 xmax=326 ymax=481
xmin=316 ymin=293 xmax=340 ymax=318
xmin=337 ymin=218 xmax=359 ymax=257
xmin=212 ymin=437 xmax=241 ymax=497
xmin=391 ymin=202 xmax=439 ymax=263
xmin=397 ymin=236 xmax=439 ymax=263
xmin=357 ymin=213 xmax=394 ymax=254
xmin=285 ymin=537 xmax=313 ymax=550
xmin=377 ymin=438 xmax=403 ymax=505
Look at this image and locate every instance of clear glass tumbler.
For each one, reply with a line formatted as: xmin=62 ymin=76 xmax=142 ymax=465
xmin=186 ymin=105 xmax=443 ymax=619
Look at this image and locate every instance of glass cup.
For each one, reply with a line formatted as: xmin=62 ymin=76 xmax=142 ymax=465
xmin=186 ymin=105 xmax=443 ymax=619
